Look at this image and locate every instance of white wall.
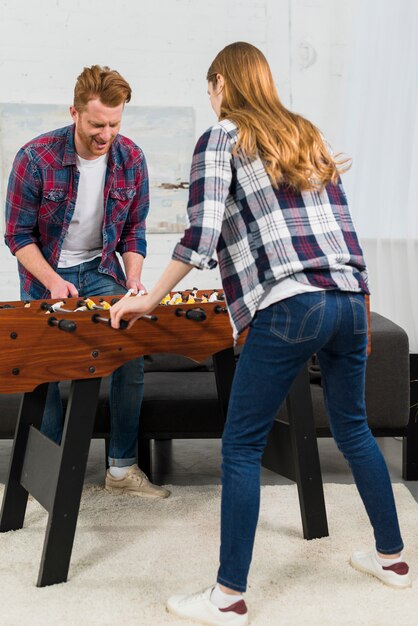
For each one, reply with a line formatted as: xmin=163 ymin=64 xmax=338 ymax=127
xmin=0 ymin=0 xmax=355 ymax=299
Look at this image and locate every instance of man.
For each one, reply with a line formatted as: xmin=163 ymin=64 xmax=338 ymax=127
xmin=5 ymin=65 xmax=170 ymax=499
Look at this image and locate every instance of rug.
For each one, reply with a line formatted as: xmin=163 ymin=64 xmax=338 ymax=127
xmin=0 ymin=483 xmax=416 ymax=626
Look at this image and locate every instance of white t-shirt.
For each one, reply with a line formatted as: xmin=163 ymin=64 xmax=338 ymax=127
xmin=58 ymin=153 xmax=108 ymax=268
xmin=257 ymin=276 xmax=323 ymax=310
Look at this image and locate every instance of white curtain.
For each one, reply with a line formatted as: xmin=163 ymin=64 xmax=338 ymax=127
xmin=337 ymin=0 xmax=418 ymax=351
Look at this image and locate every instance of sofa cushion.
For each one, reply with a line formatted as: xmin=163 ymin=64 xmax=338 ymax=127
xmin=277 ymin=312 xmax=410 ymax=431
xmin=140 ymin=371 xmax=223 ymax=435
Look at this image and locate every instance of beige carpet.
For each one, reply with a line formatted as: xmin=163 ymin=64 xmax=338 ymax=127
xmin=0 ymin=482 xmax=416 ymax=626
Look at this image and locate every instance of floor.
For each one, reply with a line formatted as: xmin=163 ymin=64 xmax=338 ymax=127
xmin=1 ymin=435 xmax=417 ymax=502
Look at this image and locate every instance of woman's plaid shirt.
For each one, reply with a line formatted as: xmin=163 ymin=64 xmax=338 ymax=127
xmin=172 ymin=120 xmax=369 ymax=340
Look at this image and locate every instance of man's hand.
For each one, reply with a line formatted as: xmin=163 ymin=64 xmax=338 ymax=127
xmin=125 ymin=277 xmax=147 ymax=295
xmin=48 ymin=276 xmax=79 ymax=299
xmin=15 ymin=244 xmax=79 ymax=299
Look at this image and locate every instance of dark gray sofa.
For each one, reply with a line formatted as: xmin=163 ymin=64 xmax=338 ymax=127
xmin=0 ymin=311 xmax=414 ymax=479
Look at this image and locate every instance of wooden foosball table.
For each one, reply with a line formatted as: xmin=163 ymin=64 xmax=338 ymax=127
xmin=0 ymin=290 xmax=328 ymax=586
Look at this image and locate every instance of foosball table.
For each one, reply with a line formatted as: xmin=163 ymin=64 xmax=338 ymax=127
xmin=0 ymin=289 xmax=328 ymax=587
xmin=0 ymin=289 xmax=238 ymax=392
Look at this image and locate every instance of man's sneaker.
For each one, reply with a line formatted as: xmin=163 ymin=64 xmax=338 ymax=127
xmin=350 ymin=551 xmax=411 ymax=589
xmin=167 ymin=586 xmax=248 ymax=626
xmin=105 ymin=464 xmax=170 ymax=498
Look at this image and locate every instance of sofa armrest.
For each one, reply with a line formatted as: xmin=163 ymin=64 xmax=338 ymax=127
xmin=365 ymin=312 xmax=410 ymax=429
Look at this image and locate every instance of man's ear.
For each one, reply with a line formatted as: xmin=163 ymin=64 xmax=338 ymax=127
xmin=69 ymin=105 xmax=78 ymax=123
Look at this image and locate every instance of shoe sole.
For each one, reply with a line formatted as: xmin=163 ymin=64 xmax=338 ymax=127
xmin=349 ymin=557 xmax=412 ymax=589
xmin=166 ymin=604 xmax=249 ymax=626
xmin=104 ymin=486 xmax=170 ymax=499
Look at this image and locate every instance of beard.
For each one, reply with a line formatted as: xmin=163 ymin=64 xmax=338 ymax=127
xmin=75 ymin=127 xmax=116 ymax=159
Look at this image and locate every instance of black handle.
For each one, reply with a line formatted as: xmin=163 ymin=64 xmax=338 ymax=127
xmin=186 ymin=309 xmax=206 ymax=321
xmin=175 ymin=307 xmax=207 ymax=322
xmin=48 ymin=317 xmax=77 ymax=333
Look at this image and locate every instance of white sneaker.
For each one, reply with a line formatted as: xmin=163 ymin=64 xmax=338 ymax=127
xmin=350 ymin=551 xmax=411 ymax=589
xmin=167 ymin=586 xmax=249 ymax=626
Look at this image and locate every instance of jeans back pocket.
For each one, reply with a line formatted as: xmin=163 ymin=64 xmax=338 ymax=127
xmin=270 ymin=292 xmax=326 ymax=344
xmin=348 ymin=294 xmax=368 ymax=334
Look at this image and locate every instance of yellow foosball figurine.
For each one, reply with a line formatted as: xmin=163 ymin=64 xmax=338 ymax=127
xmin=160 ymin=294 xmax=171 ymax=305
xmin=99 ymin=299 xmax=112 ymax=310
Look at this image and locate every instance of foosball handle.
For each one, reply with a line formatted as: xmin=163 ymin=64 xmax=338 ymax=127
xmin=48 ymin=317 xmax=77 ymax=333
xmin=175 ymin=308 xmax=207 ymax=322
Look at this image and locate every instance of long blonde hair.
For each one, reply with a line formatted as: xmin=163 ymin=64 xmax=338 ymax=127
xmin=207 ymin=42 xmax=350 ymax=191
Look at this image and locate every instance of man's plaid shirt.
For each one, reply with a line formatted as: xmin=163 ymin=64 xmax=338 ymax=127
xmin=5 ymin=124 xmax=149 ymax=299
xmin=172 ymin=119 xmax=369 ymax=340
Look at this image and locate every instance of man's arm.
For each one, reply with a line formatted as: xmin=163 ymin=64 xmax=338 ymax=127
xmin=117 ymin=152 xmax=150 ymax=294
xmin=5 ymin=147 xmax=78 ymax=299
xmin=15 ymin=244 xmax=79 ymax=299
xmin=122 ymin=251 xmax=145 ymax=294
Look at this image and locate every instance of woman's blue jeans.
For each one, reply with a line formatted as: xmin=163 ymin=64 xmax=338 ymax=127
xmin=21 ymin=257 xmax=144 ymax=467
xmin=217 ymin=290 xmax=404 ymax=592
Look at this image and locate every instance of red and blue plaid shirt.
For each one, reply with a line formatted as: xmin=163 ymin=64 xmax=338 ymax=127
xmin=172 ymin=120 xmax=369 ymax=339
xmin=5 ymin=124 xmax=149 ymax=299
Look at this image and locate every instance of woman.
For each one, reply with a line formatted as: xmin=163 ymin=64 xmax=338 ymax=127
xmin=110 ymin=42 xmax=410 ymax=626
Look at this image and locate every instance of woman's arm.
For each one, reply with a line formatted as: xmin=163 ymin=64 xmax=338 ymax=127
xmin=110 ymin=259 xmax=192 ymax=328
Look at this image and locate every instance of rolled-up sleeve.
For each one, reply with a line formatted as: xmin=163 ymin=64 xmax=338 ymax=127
xmin=172 ymin=125 xmax=232 ymax=270
xmin=4 ymin=148 xmax=42 ymax=255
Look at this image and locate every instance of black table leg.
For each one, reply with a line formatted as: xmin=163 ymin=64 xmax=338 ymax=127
xmin=262 ymin=364 xmax=329 ymax=540
xmin=213 ymin=347 xmax=236 ymax=422
xmin=0 ymin=383 xmax=49 ymax=532
xmin=403 ymin=354 xmax=418 ymax=480
xmin=286 ymin=365 xmax=328 ymax=539
xmin=37 ymin=377 xmax=101 ymax=586
xmin=214 ymin=350 xmax=328 ymax=539
xmin=0 ymin=377 xmax=102 ymax=587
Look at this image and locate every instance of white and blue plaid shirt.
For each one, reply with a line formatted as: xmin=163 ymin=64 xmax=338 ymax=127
xmin=172 ymin=120 xmax=369 ymax=340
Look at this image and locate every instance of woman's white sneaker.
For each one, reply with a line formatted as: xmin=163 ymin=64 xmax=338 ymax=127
xmin=167 ymin=586 xmax=249 ymax=625
xmin=350 ymin=551 xmax=411 ymax=589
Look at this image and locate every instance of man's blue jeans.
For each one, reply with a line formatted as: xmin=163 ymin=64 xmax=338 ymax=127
xmin=217 ymin=290 xmax=404 ymax=592
xmin=21 ymin=257 xmax=144 ymax=468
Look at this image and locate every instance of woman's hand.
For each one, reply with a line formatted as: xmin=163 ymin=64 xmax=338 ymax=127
xmin=111 ymin=259 xmax=193 ymax=330
xmin=110 ymin=293 xmax=157 ymax=329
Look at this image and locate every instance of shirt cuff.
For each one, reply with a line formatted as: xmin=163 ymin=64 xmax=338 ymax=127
xmin=172 ymin=242 xmax=218 ymax=270
xmin=4 ymin=234 xmax=39 ymax=256
xmin=116 ymin=239 xmax=147 ymax=257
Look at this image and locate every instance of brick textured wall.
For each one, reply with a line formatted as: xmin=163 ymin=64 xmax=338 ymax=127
xmin=0 ymin=0 xmax=353 ymax=300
